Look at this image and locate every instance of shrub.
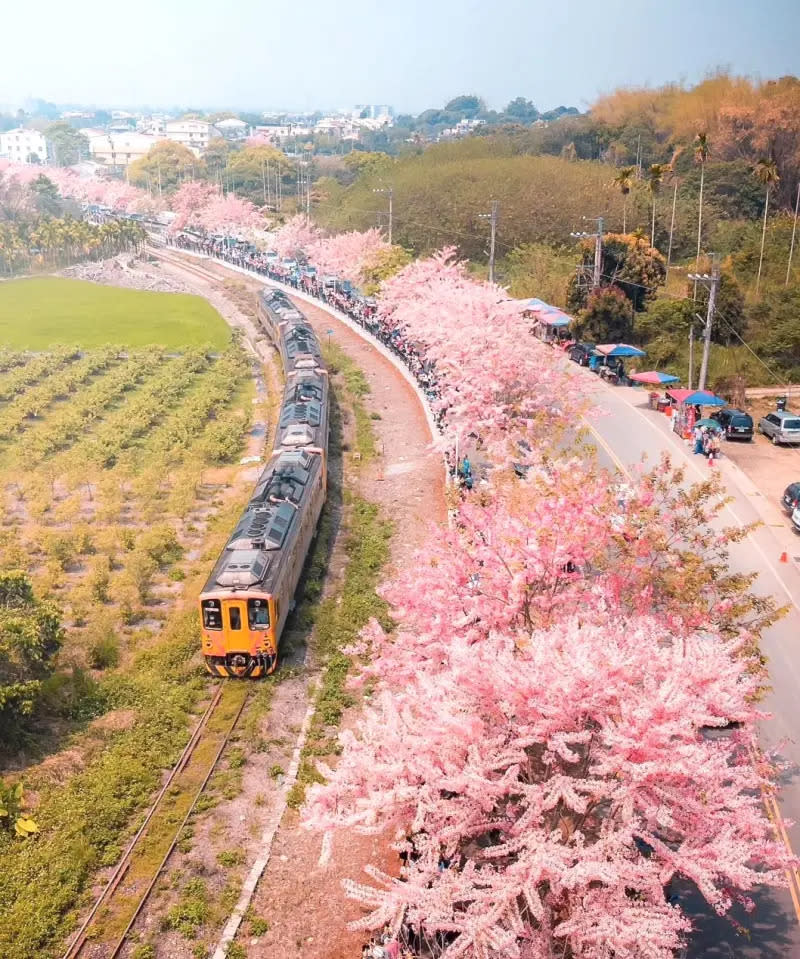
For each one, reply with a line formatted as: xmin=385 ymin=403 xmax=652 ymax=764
xmin=139 ymin=524 xmax=183 ymax=566
xmin=38 ymin=667 xmax=107 ymax=721
xmin=216 ymin=848 xmax=244 ymax=868
xmin=0 ymin=571 xmax=63 ymax=743
xmin=87 ymin=631 xmax=120 ymax=670
xmin=163 ymin=879 xmax=210 ymax=938
xmin=87 ymin=555 xmax=112 ymax=603
xmin=249 ymin=916 xmax=270 ymax=936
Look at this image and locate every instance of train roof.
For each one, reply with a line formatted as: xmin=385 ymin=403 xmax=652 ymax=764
xmin=202 ymin=449 xmax=322 ymax=596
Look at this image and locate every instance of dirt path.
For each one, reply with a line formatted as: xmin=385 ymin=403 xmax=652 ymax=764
xmin=149 ymin=251 xmax=446 ymax=959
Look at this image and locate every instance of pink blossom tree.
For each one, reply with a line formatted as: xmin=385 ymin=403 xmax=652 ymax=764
xmin=306 ymin=609 xmax=788 ymax=959
xmin=374 ymin=248 xmax=588 ymax=461
xmin=168 ymin=180 xmax=219 ymax=232
xmin=304 ymin=454 xmax=791 ymax=958
xmin=308 ymin=228 xmax=389 ymax=284
xmin=272 ymin=214 xmax=322 ymax=260
xmin=196 ymin=192 xmax=264 ymax=233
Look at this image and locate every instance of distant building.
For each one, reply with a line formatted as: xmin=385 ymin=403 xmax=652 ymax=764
xmin=60 ymin=111 xmax=96 ymax=129
xmin=164 ymin=119 xmax=221 ymax=156
xmin=0 ymin=127 xmax=49 ymax=164
xmin=87 ymin=132 xmax=160 ymax=168
xmin=215 ymin=117 xmax=250 ymax=141
xmin=353 ymin=104 xmax=394 ymax=122
xmin=253 ymin=123 xmax=312 ymax=143
xmin=315 ymin=116 xmax=358 ymax=138
xmin=138 ymin=116 xmax=168 ymax=136
xmin=440 ymin=117 xmax=486 ymax=139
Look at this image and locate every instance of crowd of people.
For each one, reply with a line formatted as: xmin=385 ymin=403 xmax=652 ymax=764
xmin=165 ymin=230 xmax=449 ymax=429
xmin=693 ymin=421 xmax=722 ymax=459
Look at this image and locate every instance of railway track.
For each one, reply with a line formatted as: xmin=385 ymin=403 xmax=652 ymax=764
xmin=149 ymin=245 xmax=222 ymax=285
xmin=62 ymin=683 xmax=250 ymax=959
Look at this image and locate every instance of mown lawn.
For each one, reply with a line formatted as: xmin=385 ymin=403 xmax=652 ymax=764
xmin=0 ymin=277 xmax=230 ymax=349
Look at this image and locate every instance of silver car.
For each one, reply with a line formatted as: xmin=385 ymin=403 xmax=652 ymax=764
xmin=758 ymin=410 xmax=800 ymax=445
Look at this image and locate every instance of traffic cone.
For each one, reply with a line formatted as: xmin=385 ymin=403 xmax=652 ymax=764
xmin=708 ymin=453 xmax=714 ymax=467
xmin=780 ymin=552 xmax=788 ymax=564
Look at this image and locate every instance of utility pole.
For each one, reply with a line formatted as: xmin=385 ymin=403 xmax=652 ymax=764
xmin=479 ymin=200 xmax=499 ymax=283
xmin=593 ymin=215 xmax=603 ymax=289
xmin=372 ymin=187 xmax=393 ymax=245
xmin=688 ymin=255 xmax=720 ymax=392
xmin=688 ymin=322 xmax=694 ymax=391
xmin=570 ymin=215 xmax=604 ymax=293
xmin=261 ymin=159 xmax=267 ymax=205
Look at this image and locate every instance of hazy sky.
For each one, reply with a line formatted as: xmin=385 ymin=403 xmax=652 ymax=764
xmin=2 ymin=0 xmax=798 ymax=114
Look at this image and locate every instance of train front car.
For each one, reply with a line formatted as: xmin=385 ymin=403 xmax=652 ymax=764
xmin=200 ymin=449 xmax=325 ymax=677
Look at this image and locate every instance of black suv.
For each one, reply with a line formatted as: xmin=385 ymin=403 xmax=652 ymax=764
xmin=782 ymin=482 xmax=800 ymax=514
xmin=569 ymin=342 xmax=595 ymax=366
xmin=711 ymin=408 xmax=754 ymax=441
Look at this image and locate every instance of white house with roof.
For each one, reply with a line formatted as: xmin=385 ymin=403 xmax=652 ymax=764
xmin=87 ymin=132 xmax=161 ymax=168
xmin=0 ymin=127 xmax=49 ymax=164
xmin=215 ymin=117 xmax=250 ymax=141
xmin=164 ymin=119 xmax=220 ymax=156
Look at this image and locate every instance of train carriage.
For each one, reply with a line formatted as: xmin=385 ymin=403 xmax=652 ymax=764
xmin=200 ymin=288 xmax=330 ymax=677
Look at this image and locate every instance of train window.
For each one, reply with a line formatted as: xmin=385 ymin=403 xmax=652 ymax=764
xmin=248 ymin=599 xmax=270 ymax=629
xmin=202 ymin=600 xmax=222 ymax=630
xmin=229 ymin=606 xmax=242 ymax=630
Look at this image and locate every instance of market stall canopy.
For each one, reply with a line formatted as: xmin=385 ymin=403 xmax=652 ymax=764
xmin=629 ymin=370 xmax=680 ymax=385
xmin=595 ymin=344 xmax=647 ymax=357
xmin=695 ymin=417 xmax=723 ymax=429
xmin=666 ymin=388 xmax=726 ymax=407
xmin=540 ymin=312 xmax=571 ymax=327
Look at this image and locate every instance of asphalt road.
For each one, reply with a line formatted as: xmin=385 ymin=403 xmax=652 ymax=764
xmin=580 ymin=370 xmax=800 ymax=957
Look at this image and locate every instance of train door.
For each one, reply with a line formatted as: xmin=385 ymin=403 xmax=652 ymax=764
xmin=223 ymin=598 xmax=248 ymax=650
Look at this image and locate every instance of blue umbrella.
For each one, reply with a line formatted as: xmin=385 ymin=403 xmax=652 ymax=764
xmin=629 ymin=371 xmax=680 ymax=385
xmin=596 ymin=343 xmax=647 ymax=358
xmin=683 ymin=390 xmax=726 ymax=407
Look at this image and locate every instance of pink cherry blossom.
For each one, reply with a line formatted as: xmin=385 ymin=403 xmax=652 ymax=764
xmin=307 ymin=228 xmax=388 ymax=284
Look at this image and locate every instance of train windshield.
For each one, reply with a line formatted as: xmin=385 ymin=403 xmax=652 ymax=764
xmin=202 ymin=599 xmax=222 ymax=629
xmin=229 ymin=607 xmax=242 ymax=630
xmin=248 ymin=599 xmax=270 ymax=629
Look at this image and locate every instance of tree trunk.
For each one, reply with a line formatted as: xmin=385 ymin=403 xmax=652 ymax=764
xmin=756 ymin=186 xmax=770 ymax=295
xmin=623 ymin=197 xmax=627 ymax=234
xmin=696 ymin=163 xmax=705 ymax=268
xmin=693 ymin=163 xmax=705 ymax=300
xmin=651 ymin=199 xmax=656 ymax=248
xmin=667 ymin=180 xmax=678 ymax=269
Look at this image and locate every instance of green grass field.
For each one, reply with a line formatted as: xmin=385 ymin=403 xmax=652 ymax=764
xmin=0 ymin=277 xmax=230 ymax=349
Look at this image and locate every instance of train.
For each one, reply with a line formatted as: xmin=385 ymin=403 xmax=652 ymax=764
xmin=199 ymin=288 xmax=330 ymax=677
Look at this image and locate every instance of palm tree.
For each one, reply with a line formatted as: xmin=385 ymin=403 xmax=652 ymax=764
xmin=694 ymin=133 xmax=710 ymax=271
xmin=647 ymin=164 xmax=666 ymax=248
xmin=753 ymin=157 xmax=780 ymax=295
xmin=614 ymin=167 xmax=635 ymax=233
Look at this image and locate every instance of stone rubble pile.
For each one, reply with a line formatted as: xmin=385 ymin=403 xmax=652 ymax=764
xmin=61 ymin=255 xmax=190 ymax=294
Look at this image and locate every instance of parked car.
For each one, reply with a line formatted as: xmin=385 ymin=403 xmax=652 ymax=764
xmin=782 ymin=482 xmax=800 ymax=514
xmin=569 ymin=342 xmax=595 ymax=366
xmin=711 ymin=408 xmax=754 ymax=440
xmin=757 ymin=410 xmax=800 ymax=445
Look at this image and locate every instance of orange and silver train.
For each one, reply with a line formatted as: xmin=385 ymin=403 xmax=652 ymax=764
xmin=199 ymin=288 xmax=329 ymax=677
